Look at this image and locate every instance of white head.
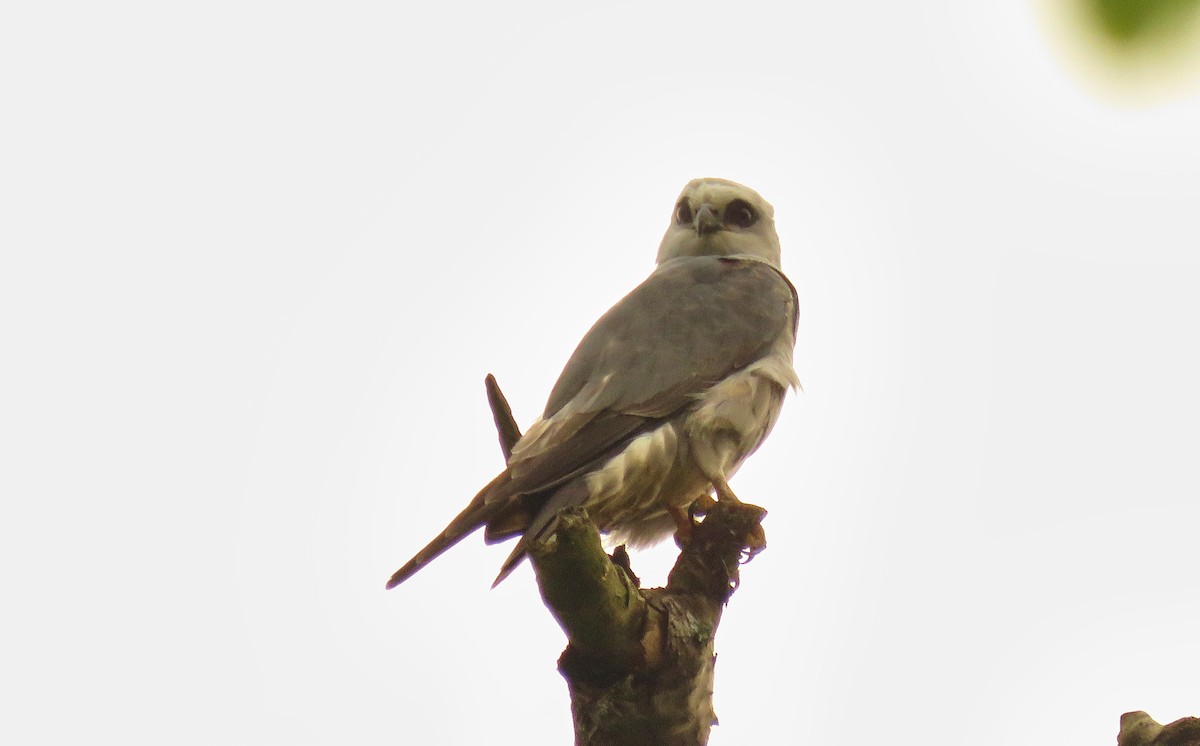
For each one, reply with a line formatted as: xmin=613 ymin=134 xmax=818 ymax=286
xmin=656 ymin=178 xmax=781 ymax=269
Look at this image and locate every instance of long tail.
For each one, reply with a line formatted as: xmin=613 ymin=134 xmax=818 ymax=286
xmin=385 ymin=472 xmax=509 ymax=589
xmin=490 ymin=541 xmax=529 ymax=589
xmin=488 ymin=479 xmax=591 ymax=588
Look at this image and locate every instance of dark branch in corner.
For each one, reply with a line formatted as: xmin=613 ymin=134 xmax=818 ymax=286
xmin=1119 ymin=712 xmax=1200 ymax=746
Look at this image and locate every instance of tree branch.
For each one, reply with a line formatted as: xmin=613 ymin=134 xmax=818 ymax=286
xmin=1119 ymin=712 xmax=1200 ymax=746
xmin=529 ymin=508 xmax=649 ymax=681
xmin=483 ymin=374 xmax=767 ymax=746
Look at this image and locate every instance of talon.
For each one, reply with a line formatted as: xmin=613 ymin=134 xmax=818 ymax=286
xmin=741 ymin=524 xmax=767 ymax=561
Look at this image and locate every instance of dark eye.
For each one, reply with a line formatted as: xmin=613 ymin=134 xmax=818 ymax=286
xmin=675 ymin=200 xmax=693 ymax=225
xmin=725 ymin=199 xmax=758 ymax=228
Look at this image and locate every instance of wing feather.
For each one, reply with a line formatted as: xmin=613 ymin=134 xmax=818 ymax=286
xmin=542 ymin=256 xmax=795 ymax=423
xmin=387 ymin=256 xmax=797 ymax=588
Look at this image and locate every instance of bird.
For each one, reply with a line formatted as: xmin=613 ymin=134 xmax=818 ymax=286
xmin=387 ymin=178 xmax=799 ymax=589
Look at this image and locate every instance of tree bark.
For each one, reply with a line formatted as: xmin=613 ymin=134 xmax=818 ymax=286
xmin=1119 ymin=712 xmax=1200 ymax=746
xmin=485 ymin=375 xmax=766 ymax=746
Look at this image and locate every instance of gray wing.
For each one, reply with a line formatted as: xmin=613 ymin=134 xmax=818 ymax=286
xmin=501 ymin=255 xmax=797 ymax=493
xmin=541 ymin=255 xmax=796 ymax=425
xmin=489 ymin=257 xmax=796 ymax=570
xmin=386 ymin=256 xmax=796 ymax=589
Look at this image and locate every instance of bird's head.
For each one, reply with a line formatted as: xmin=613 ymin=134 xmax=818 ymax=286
xmin=656 ymin=178 xmax=780 ymax=269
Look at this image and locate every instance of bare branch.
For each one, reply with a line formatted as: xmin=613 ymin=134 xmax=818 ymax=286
xmin=484 ymin=375 xmax=768 ymax=745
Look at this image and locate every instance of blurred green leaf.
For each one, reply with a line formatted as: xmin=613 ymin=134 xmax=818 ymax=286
xmin=1087 ymin=0 xmax=1200 ymax=44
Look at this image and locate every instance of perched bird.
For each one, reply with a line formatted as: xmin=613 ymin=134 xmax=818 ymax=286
xmin=387 ymin=178 xmax=799 ymax=588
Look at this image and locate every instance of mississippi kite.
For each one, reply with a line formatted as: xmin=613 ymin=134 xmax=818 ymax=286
xmin=387 ymin=178 xmax=798 ymax=588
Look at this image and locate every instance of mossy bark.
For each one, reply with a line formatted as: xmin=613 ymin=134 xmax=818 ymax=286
xmin=486 ymin=375 xmax=766 ymax=746
xmin=1119 ymin=712 xmax=1200 ymax=746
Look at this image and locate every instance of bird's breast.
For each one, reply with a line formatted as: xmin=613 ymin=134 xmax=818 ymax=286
xmin=684 ymin=339 xmax=797 ymax=481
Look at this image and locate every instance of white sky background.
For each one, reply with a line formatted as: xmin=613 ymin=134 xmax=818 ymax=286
xmin=3 ymin=1 xmax=1199 ymax=744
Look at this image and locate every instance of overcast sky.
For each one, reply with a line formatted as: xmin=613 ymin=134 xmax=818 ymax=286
xmin=4 ymin=2 xmax=1199 ymax=744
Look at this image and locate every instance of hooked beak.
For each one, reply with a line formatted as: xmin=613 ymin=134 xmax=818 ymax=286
xmin=694 ymin=203 xmax=722 ymax=235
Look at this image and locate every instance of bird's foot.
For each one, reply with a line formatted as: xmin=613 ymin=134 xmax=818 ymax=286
xmin=690 ymin=493 xmax=716 ymax=518
xmin=741 ymin=522 xmax=767 ymax=561
xmin=706 ymin=482 xmax=766 ymax=561
xmin=712 ymin=475 xmax=743 ymax=504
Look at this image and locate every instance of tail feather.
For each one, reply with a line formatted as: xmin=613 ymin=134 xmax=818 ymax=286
xmin=489 ymin=480 xmax=592 ymax=588
xmin=385 ymin=472 xmax=509 ymax=589
xmin=490 ymin=542 xmax=529 ymax=588
xmin=388 ymin=465 xmax=596 ymax=589
xmin=385 ymin=522 xmax=478 ymax=589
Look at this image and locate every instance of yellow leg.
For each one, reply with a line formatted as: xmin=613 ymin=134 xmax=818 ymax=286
xmin=711 ymin=474 xmax=742 ymax=504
